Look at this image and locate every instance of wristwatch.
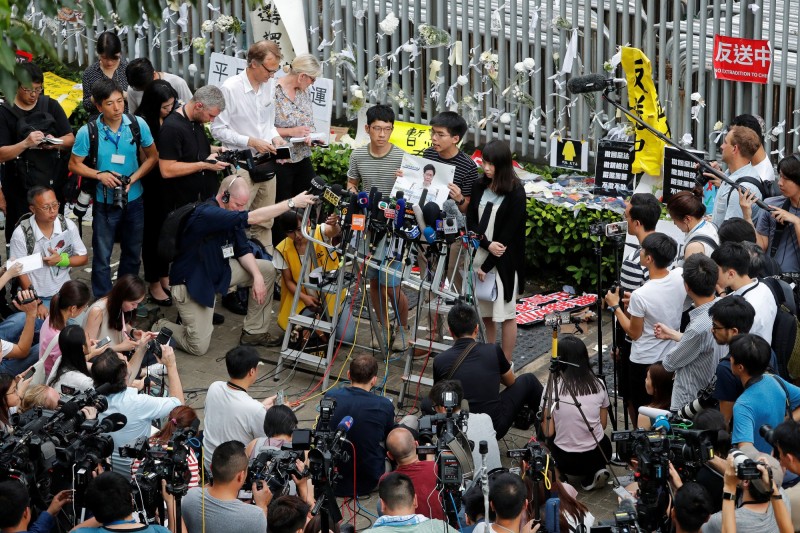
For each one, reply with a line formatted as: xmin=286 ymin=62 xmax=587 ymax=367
xmin=456 ymin=196 xmax=466 ymax=206
xmin=287 ymin=198 xmax=295 ymax=209
xmin=722 ymin=492 xmax=736 ymax=501
xmin=608 ymin=304 xmax=620 ymax=313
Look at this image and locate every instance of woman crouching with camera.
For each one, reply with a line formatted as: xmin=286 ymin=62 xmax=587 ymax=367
xmin=540 ymin=336 xmax=612 ymax=492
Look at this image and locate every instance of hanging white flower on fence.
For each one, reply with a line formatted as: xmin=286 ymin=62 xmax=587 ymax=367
xmin=192 ymin=37 xmax=208 ymax=55
xmin=499 ymin=112 xmax=512 ymax=124
xmin=456 ymin=75 xmax=469 ymax=86
xmin=417 ymin=24 xmax=452 ymax=48
xmin=201 ymin=19 xmax=214 ymax=33
xmin=379 ymin=12 xmax=400 ymax=35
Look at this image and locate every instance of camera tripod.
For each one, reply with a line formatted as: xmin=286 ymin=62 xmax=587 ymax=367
xmin=538 ymin=318 xmax=621 ymax=488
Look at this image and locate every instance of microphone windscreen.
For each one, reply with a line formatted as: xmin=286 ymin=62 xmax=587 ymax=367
xmin=418 ymin=188 xmax=428 ymax=207
xmin=422 ymin=202 xmax=441 ymax=227
xmin=337 ymin=415 xmax=354 ymax=431
xmin=566 ymin=73 xmax=609 ymax=94
xmin=412 ymin=204 xmax=427 ymax=231
xmin=345 ymin=194 xmax=357 ymax=225
xmin=638 ymin=406 xmax=671 ymax=420
xmin=423 ymin=226 xmax=436 ymax=244
xmin=357 ymin=191 xmax=369 ymax=209
xmin=395 ymin=198 xmax=406 ymax=229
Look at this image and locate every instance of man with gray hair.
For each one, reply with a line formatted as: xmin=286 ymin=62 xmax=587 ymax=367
xmin=159 ymin=85 xmax=231 ymax=208
xmin=152 ymin=175 xmax=316 ymax=354
xmin=212 ymin=40 xmax=286 ymax=255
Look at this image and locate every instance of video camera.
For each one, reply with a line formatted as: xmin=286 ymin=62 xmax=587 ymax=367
xmin=506 ymin=440 xmax=549 ymax=481
xmin=244 ymin=433 xmax=310 ymax=497
xmin=590 ymin=498 xmax=641 ymax=533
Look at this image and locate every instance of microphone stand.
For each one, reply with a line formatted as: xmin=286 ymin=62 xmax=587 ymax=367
xmin=600 ymin=89 xmax=771 ymax=211
xmin=479 ymin=441 xmax=490 ymax=527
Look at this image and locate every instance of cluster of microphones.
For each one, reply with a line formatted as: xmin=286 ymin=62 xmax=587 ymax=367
xmin=308 ymin=178 xmax=491 ymax=261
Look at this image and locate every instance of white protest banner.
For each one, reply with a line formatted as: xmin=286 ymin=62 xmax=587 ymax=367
xmin=207 ymin=53 xmax=247 ymax=85
xmin=308 ymin=78 xmax=334 ymax=142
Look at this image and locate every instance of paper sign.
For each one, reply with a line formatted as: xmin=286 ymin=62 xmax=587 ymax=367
xmin=43 ymin=72 xmax=83 ymax=117
xmin=390 ymin=121 xmax=433 ymax=156
xmin=662 ymin=146 xmax=705 ymax=202
xmin=308 ymin=78 xmax=334 ymax=142
xmin=8 ymin=254 xmax=44 ymax=275
xmin=549 ymin=137 xmax=589 ymax=171
xmin=250 ymin=0 xmax=307 ymax=63
xmin=208 ymin=53 xmax=247 ymax=84
xmin=713 ymin=34 xmax=772 ymax=84
xmin=392 ymin=153 xmax=455 ymax=206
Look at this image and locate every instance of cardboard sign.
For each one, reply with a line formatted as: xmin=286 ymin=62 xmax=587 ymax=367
xmin=713 ymin=34 xmax=772 ymax=84
xmin=662 ymin=146 xmax=705 ymax=201
xmin=390 ymin=121 xmax=433 ymax=156
xmin=208 ymin=53 xmax=247 ymax=84
xmin=549 ymin=137 xmax=588 ymax=171
xmin=595 ymin=140 xmax=635 ymax=193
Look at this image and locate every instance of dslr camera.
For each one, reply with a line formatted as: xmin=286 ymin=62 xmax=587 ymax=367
xmin=113 ymin=175 xmax=131 ymax=209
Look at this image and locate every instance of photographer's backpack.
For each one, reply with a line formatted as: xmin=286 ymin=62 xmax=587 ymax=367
xmin=74 ymin=113 xmax=142 ymax=199
xmin=760 ymin=276 xmax=800 ymax=380
xmin=16 ymin=211 xmax=68 ymax=256
xmin=1 ymin=96 xmax=64 ymax=190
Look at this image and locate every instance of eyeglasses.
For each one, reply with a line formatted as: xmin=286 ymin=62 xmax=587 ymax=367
xmin=370 ymin=126 xmax=394 ymax=134
xmin=260 ymin=63 xmax=279 ymax=75
xmin=36 ymin=202 xmax=60 ymax=213
xmin=711 ymin=323 xmax=728 ymax=331
xmin=304 ymin=73 xmax=317 ymax=84
xmin=430 ymin=131 xmax=451 ymax=139
xmin=20 ymin=86 xmax=44 ymax=95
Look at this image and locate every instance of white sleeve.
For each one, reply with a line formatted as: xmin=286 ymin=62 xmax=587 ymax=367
xmin=66 ymin=219 xmax=88 ymax=256
xmin=9 ymin=226 xmax=28 ymax=261
xmin=210 ymin=84 xmax=249 ymax=150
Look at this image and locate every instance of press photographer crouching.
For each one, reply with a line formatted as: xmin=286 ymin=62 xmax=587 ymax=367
xmin=763 ymin=419 xmax=800 ymax=530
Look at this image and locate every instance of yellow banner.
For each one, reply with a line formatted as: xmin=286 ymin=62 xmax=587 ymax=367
xmin=43 ymin=71 xmax=83 ymax=118
xmin=390 ymin=121 xmax=433 ymax=156
xmin=620 ymin=47 xmax=671 ymax=176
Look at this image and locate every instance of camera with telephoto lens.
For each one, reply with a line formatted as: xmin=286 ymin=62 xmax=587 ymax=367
xmin=73 ymin=190 xmax=92 ymax=218
xmin=676 ymin=378 xmax=718 ymax=420
xmin=507 ymin=440 xmax=549 ymax=480
xmin=112 ymin=175 xmax=130 ymax=209
xmin=760 ymin=424 xmax=776 ymax=447
xmin=730 ymin=449 xmax=763 ymax=480
xmin=214 ymin=149 xmax=255 ymax=173
xmin=144 ymin=327 xmax=173 ymax=360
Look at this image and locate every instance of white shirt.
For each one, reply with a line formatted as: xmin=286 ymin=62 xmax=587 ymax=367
xmin=127 ymin=72 xmax=193 ymax=114
xmin=679 ymin=220 xmax=719 ymax=266
xmin=202 ymin=381 xmax=267 ymax=468
xmin=10 ymin=216 xmax=87 ymax=298
xmin=712 ymin=164 xmax=763 ymax=226
xmin=627 ymin=268 xmax=688 ymax=364
xmin=211 ymin=71 xmax=280 ymax=153
xmin=733 ymin=280 xmax=777 ymax=345
xmin=752 ymin=157 xmax=776 ymax=182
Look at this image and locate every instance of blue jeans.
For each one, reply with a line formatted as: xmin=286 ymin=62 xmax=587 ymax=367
xmin=0 ymin=312 xmax=40 ymax=375
xmin=91 ymin=197 xmax=144 ymax=297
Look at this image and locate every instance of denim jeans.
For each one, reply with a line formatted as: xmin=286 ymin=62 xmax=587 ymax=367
xmin=91 ymin=196 xmax=144 ymax=297
xmin=0 ymin=312 xmax=41 ymax=375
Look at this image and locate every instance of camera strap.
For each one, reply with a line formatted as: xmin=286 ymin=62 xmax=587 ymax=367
xmin=445 ymin=341 xmax=478 ymax=380
xmin=770 ymin=374 xmax=792 ymax=420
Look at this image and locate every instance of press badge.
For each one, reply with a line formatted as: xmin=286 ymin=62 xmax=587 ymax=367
xmin=221 ymin=244 xmax=234 ymax=258
xmin=111 ymin=154 xmax=126 ymax=164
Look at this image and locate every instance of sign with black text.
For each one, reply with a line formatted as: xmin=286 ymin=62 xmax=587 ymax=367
xmin=594 ymin=140 xmax=635 ymax=193
xmin=550 ymin=138 xmax=589 ymax=171
xmin=662 ymin=146 xmax=705 ymax=202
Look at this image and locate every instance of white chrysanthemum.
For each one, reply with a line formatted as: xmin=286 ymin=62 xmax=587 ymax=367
xmin=379 ymin=11 xmax=399 ymax=35
xmin=457 ymin=75 xmax=468 ymax=86
xmin=514 ymin=62 xmax=526 ymax=73
xmin=522 ymin=57 xmax=535 ymax=70
xmin=188 ymin=63 xmax=198 ymax=76
xmin=713 ymin=121 xmax=724 ymax=131
xmin=500 ymin=113 xmax=512 ymax=124
xmin=201 ymin=19 xmax=214 ymax=33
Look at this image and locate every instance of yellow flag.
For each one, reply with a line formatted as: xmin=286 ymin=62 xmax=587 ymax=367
xmin=620 ymin=47 xmax=671 ymax=176
xmin=389 ymin=121 xmax=433 ymax=156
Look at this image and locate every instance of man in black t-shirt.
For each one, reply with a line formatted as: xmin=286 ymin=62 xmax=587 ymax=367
xmin=158 ymin=85 xmax=231 ymax=209
xmin=0 ymin=62 xmax=74 ymax=242
xmin=432 ymin=302 xmax=543 ymax=438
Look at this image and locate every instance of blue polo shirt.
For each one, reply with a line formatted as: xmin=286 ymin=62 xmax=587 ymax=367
xmin=168 ymin=200 xmax=250 ymax=308
xmin=732 ymin=374 xmax=800 ymax=453
xmin=73 ymin=114 xmax=153 ymax=203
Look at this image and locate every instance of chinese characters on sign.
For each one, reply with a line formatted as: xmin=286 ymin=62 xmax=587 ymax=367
xmin=595 ymin=141 xmax=635 ymax=194
xmin=208 ymin=53 xmax=246 ymax=84
xmin=308 ymin=78 xmax=334 ymax=142
xmin=389 ymin=122 xmax=433 ymax=156
xmin=662 ymin=147 xmax=705 ymax=202
xmin=713 ymin=35 xmax=772 ymax=84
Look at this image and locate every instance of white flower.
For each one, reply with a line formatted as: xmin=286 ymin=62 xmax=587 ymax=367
xmin=514 ymin=62 xmax=525 ymax=73
xmin=713 ymin=121 xmax=724 ymax=131
xmin=773 ymin=124 xmax=785 ymax=136
xmin=480 ymin=51 xmax=492 ymax=62
xmin=192 ymin=37 xmax=208 ymax=55
xmin=491 ymin=54 xmax=498 ymax=63
xmin=552 ymin=52 xmax=560 ymax=62
xmin=379 ymin=11 xmax=399 ymax=35
xmin=457 ymin=75 xmax=468 ymax=86
xmin=680 ymin=133 xmax=693 ymax=145
xmin=691 ymin=92 xmax=702 ymax=102
xmin=402 ymin=43 xmax=414 ymax=53
xmin=500 ymin=112 xmax=512 ymax=124
xmin=188 ymin=63 xmax=197 ymax=76
xmin=522 ymin=57 xmax=535 ymax=70
xmin=354 ymin=89 xmax=364 ymax=99
xmin=201 ymin=19 xmax=214 ymax=33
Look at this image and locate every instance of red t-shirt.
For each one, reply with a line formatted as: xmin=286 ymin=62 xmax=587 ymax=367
xmin=381 ymin=461 xmax=445 ymax=520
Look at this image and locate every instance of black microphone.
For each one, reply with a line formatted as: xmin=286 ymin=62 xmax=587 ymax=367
xmin=422 ymin=202 xmax=442 ymax=227
xmin=567 ymin=74 xmax=627 ymax=94
xmin=99 ymin=413 xmax=127 ymax=433
xmin=418 ymin=188 xmax=428 ymax=207
xmin=309 ymin=176 xmax=327 ymax=196
xmin=344 ymin=194 xmax=357 ymax=227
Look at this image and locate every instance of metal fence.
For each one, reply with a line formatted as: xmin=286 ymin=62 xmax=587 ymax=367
xmin=38 ymin=0 xmax=800 ymax=164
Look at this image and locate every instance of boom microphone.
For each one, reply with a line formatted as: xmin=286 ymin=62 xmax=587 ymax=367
xmin=567 ymin=74 xmax=627 ymax=94
xmin=418 ymin=188 xmax=428 ymax=207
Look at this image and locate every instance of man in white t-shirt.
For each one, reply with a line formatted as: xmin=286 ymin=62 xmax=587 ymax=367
xmin=10 ymin=186 xmax=88 ymax=313
xmin=712 ymin=241 xmax=777 ymax=344
xmin=202 ymin=346 xmax=276 ymax=469
xmin=125 ymin=57 xmax=193 ymax=113
xmin=605 ymin=233 xmax=687 ymax=414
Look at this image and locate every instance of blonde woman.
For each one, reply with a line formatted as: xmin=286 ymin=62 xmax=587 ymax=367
xmin=273 ymin=54 xmax=323 ymax=245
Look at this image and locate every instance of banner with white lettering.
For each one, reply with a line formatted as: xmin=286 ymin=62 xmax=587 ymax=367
xmin=595 ymin=141 xmax=635 ymax=194
xmin=662 ymin=146 xmax=705 ymax=202
xmin=713 ymin=34 xmax=772 ymax=84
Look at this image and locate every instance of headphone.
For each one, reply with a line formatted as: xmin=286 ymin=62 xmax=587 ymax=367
xmin=221 ymin=175 xmax=241 ymax=204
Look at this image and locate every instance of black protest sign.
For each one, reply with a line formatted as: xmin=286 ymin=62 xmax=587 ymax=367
xmin=662 ymin=146 xmax=704 ymax=202
xmin=594 ymin=140 xmax=635 ymax=193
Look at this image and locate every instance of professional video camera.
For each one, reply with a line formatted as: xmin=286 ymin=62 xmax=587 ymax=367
xmin=590 ymin=498 xmax=641 ymax=533
xmin=506 ymin=440 xmax=549 ymax=481
xmin=244 ymin=432 xmax=310 ymax=497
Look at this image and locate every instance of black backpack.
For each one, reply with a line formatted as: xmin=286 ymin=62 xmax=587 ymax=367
xmin=725 ymin=176 xmax=768 ymax=207
xmin=77 ymin=114 xmax=142 ymax=197
xmin=158 ymin=201 xmax=203 ymax=263
xmin=2 ymin=96 xmax=64 ymax=190
xmin=761 ymin=277 xmax=800 ymax=380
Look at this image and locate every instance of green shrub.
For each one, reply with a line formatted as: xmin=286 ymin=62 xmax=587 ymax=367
xmin=524 ymin=199 xmax=623 ymax=291
xmin=310 ymin=143 xmax=353 ymax=187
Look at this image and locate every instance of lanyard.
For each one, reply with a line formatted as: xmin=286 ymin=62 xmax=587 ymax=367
xmin=102 ymin=124 xmax=122 ymax=151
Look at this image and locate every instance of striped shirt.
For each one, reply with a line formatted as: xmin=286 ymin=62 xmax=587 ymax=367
xmin=347 ymin=144 xmax=405 ymax=197
xmin=619 ymin=244 xmax=649 ymax=293
xmin=662 ymin=298 xmax=719 ymax=410
xmin=422 ymin=148 xmax=479 ymax=198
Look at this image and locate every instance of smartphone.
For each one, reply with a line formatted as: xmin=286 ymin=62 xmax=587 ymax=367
xmin=276 ymin=389 xmax=285 ymax=406
xmin=276 ymin=146 xmax=292 ymax=160
xmin=97 ymin=336 xmax=112 ymax=349
xmin=22 ymin=367 xmax=35 ymax=380
xmin=155 ymin=327 xmax=173 ymax=346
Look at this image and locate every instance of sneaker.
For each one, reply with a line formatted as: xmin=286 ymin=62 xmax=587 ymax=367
xmin=241 ymin=331 xmax=282 ymax=348
xmin=580 ymin=468 xmax=611 ymax=491
xmin=610 ymin=453 xmax=628 ymax=467
xmin=391 ymin=326 xmax=407 ymax=352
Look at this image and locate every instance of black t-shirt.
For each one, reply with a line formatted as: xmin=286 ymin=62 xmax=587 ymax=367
xmin=433 ymin=337 xmax=511 ymax=418
xmin=0 ymin=97 xmax=72 ymax=193
xmin=158 ymin=111 xmax=218 ymax=207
